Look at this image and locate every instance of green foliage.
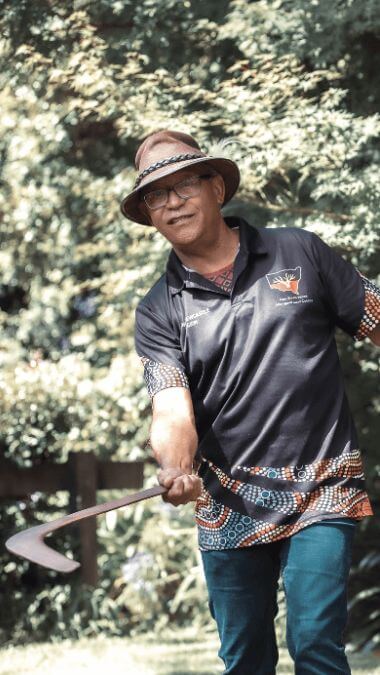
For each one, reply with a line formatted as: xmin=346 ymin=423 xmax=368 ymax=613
xmin=0 ymin=0 xmax=379 ymax=649
xmin=1 ymin=476 xmax=211 ymax=645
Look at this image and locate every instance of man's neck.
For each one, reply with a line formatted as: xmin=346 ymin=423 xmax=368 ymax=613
xmin=173 ymin=222 xmax=240 ymax=275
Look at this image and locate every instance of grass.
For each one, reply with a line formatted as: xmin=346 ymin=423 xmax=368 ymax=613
xmin=0 ymin=629 xmax=379 ymax=675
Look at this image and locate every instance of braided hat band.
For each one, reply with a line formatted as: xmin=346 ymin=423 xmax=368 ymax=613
xmin=134 ymin=153 xmax=205 ymax=188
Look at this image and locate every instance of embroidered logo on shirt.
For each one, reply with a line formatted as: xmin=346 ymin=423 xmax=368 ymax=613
xmin=266 ymin=266 xmax=302 ymax=295
xmin=181 ymin=308 xmax=210 ymax=328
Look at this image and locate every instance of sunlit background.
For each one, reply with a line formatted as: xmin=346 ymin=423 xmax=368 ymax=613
xmin=0 ymin=1 xmax=379 ymax=672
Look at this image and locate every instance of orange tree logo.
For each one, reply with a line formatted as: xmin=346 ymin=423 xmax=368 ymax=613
xmin=266 ymin=267 xmax=302 ymax=295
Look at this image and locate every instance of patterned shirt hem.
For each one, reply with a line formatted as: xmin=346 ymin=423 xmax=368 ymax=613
xmin=195 ymin=445 xmax=373 ymax=550
xmin=196 ymin=488 xmax=373 ymax=550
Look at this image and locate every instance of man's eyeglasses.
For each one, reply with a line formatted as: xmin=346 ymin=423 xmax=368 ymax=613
xmin=142 ymin=173 xmax=214 ymax=210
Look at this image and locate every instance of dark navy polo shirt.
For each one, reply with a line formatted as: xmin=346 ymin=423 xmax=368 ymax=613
xmin=135 ymin=217 xmax=374 ymax=549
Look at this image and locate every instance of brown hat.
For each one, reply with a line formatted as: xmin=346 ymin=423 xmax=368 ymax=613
xmin=120 ymin=129 xmax=240 ymax=225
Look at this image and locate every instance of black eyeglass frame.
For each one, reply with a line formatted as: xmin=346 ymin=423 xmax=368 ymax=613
xmin=141 ymin=173 xmax=214 ymax=210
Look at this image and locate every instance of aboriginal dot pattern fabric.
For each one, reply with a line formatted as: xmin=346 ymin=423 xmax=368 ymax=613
xmin=203 ymin=262 xmax=234 ymax=294
xmin=195 ymin=450 xmax=373 ymax=550
xmin=140 ymin=356 xmax=189 ymax=398
xmin=237 ymin=449 xmax=364 ymax=482
xmin=196 ymin=489 xmax=370 ymax=549
xmin=208 ymin=460 xmax=366 ymax=515
xmin=354 ymin=272 xmax=380 ymax=340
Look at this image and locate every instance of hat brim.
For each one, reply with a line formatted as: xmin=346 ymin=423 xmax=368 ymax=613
xmin=120 ymin=156 xmax=240 ymax=225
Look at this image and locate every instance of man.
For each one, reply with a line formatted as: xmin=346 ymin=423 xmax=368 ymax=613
xmin=120 ymin=129 xmax=380 ymax=674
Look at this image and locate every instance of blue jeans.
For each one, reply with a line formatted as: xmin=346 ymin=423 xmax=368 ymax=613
xmin=201 ymin=519 xmax=356 ymax=674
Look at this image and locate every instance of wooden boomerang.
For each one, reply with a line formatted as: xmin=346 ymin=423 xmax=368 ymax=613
xmin=5 ymin=485 xmax=167 ymax=573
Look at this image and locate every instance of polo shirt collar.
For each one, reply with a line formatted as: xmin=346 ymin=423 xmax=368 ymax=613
xmin=166 ymin=216 xmax=268 ymax=295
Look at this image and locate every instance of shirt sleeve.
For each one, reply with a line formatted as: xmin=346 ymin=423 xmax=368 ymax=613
xmin=308 ymin=232 xmax=380 ymax=339
xmin=353 ymin=272 xmax=380 ymax=341
xmin=135 ymin=302 xmax=190 ymax=398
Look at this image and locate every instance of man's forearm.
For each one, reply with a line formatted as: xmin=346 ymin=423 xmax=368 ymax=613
xmin=150 ymin=413 xmax=198 ymax=473
xmin=148 ymin=388 xmax=202 ymax=506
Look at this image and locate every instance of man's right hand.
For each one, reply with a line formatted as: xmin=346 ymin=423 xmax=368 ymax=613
xmin=157 ymin=467 xmax=203 ymax=507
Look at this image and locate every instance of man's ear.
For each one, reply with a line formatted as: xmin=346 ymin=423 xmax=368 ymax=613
xmin=211 ymin=173 xmax=226 ymax=205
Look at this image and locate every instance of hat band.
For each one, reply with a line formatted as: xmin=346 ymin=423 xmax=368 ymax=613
xmin=134 ymin=153 xmax=205 ymax=188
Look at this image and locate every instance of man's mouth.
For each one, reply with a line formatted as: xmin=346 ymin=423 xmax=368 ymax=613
xmin=168 ymin=213 xmax=195 ymax=225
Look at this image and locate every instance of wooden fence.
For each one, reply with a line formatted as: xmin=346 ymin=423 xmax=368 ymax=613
xmin=0 ymin=451 xmax=144 ymax=585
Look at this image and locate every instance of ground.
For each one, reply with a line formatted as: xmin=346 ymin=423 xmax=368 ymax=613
xmin=0 ymin=630 xmax=379 ymax=675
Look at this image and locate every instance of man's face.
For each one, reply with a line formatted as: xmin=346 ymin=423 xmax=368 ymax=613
xmin=138 ymin=166 xmax=225 ymax=249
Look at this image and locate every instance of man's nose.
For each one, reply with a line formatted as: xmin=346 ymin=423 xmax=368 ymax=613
xmin=166 ymin=186 xmax=186 ymax=208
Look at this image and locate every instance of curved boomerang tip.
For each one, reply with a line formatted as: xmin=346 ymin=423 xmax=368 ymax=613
xmin=5 ymin=532 xmax=81 ymax=574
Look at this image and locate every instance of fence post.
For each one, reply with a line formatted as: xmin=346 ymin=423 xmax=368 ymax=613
xmin=69 ymin=451 xmax=98 ymax=586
